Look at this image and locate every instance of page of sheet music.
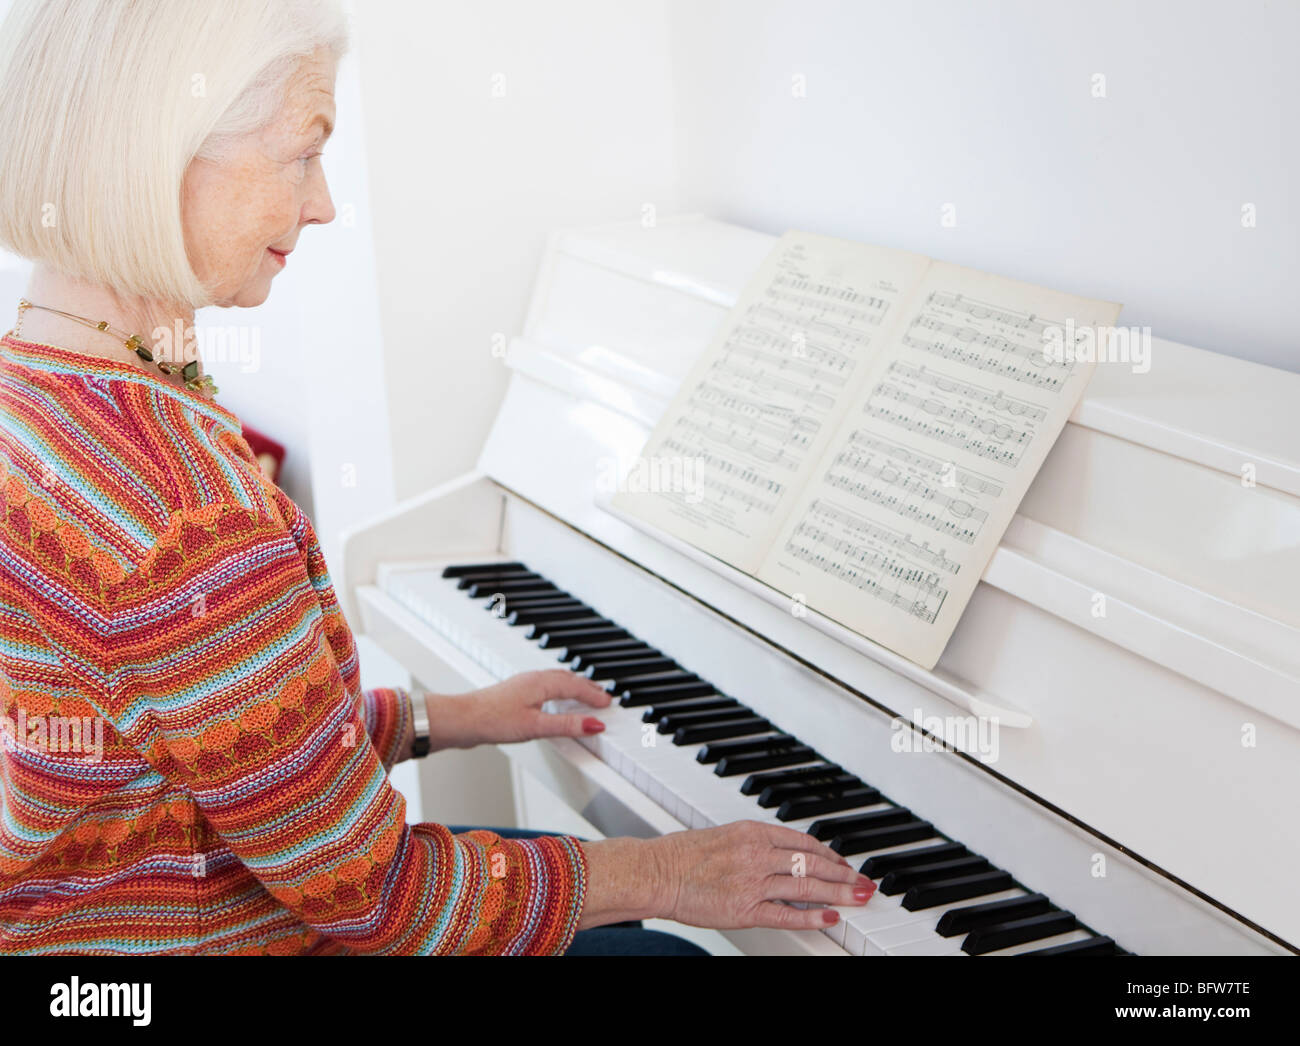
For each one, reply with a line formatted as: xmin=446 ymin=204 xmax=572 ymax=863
xmin=758 ymin=261 xmax=1122 ymax=668
xmin=610 ymin=233 xmax=930 ymax=573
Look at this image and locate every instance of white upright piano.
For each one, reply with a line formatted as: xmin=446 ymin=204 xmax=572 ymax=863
xmin=341 ymin=216 xmax=1300 ymax=956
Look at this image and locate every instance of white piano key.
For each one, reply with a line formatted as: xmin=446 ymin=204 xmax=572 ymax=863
xmin=979 ymin=928 xmax=1094 ymax=956
xmin=886 ymin=935 xmax=968 ymax=956
xmin=822 ymin=908 xmax=850 ymax=948
xmin=843 ymin=915 xmax=888 ymax=956
xmin=865 ymin=888 xmax=1026 ymax=951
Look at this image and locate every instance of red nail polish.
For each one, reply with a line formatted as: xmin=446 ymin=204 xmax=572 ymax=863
xmin=582 ymin=717 xmax=606 ymax=734
xmin=822 ymin=909 xmax=839 ymax=925
xmin=854 ymin=886 xmax=872 ymax=901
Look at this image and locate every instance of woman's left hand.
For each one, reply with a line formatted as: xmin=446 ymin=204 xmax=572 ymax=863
xmin=424 ymin=669 xmax=612 ymax=752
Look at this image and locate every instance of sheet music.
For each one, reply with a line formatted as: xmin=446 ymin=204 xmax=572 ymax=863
xmin=611 ymin=234 xmax=930 ymax=572
xmin=758 ymin=260 xmax=1121 ymax=668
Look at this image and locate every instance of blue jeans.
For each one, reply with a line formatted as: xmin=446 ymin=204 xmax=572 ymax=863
xmin=446 ymin=825 xmax=709 ymax=956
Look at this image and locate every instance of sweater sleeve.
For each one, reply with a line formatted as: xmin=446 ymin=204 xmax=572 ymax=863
xmin=74 ymin=503 xmax=588 ymax=955
xmin=360 ymin=685 xmax=414 ymax=772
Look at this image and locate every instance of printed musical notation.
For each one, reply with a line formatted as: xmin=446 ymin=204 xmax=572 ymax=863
xmin=613 ymin=230 xmax=1122 ymax=669
xmin=758 ymin=250 xmax=1121 ymax=668
xmin=784 ymin=498 xmax=949 ymax=624
xmin=824 ymin=429 xmax=994 ymax=545
xmin=611 ymin=234 xmax=931 ymax=567
xmin=900 ymin=291 xmax=1079 ymax=393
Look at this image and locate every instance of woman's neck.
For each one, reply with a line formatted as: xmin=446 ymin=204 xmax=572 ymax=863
xmin=12 ymin=266 xmax=202 ymax=385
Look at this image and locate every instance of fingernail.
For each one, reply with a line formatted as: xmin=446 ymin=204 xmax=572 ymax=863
xmin=822 ymin=909 xmax=839 ymax=925
xmin=853 ymin=886 xmax=873 ymax=901
xmin=582 ymin=717 xmax=606 ymax=734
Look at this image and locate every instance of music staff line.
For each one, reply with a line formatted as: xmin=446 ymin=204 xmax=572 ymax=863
xmin=885 ymin=359 xmax=1048 ymax=423
xmin=785 ymin=525 xmax=946 ymax=624
xmin=807 ymin=497 xmax=962 ymax=574
xmin=842 ymin=430 xmax=1004 ymax=498
xmin=926 ymin=290 xmax=1064 ymax=337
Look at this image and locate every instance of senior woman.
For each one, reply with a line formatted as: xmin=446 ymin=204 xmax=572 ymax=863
xmin=0 ymin=0 xmax=874 ymax=956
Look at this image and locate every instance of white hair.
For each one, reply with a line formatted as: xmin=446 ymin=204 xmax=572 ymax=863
xmin=0 ymin=0 xmax=349 ymax=308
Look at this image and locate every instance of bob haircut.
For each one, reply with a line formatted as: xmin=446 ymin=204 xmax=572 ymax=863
xmin=0 ymin=0 xmax=349 ymax=309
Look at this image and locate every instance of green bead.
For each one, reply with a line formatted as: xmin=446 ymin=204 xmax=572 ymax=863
xmin=182 ymin=360 xmax=199 ymax=381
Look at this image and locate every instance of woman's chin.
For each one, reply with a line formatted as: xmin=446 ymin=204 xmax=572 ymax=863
xmin=229 ymin=278 xmax=274 ymax=309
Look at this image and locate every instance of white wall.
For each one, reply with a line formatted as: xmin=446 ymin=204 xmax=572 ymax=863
xmin=352 ymin=0 xmax=680 ymax=499
xmin=666 ymin=0 xmax=1299 ymax=374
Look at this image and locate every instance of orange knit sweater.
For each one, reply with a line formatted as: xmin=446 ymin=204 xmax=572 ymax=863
xmin=0 ymin=333 xmax=587 ymax=954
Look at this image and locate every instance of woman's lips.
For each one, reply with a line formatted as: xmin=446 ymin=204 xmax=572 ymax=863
xmin=267 ymin=248 xmax=289 ymax=268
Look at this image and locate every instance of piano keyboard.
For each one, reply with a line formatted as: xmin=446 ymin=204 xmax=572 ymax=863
xmin=401 ymin=558 xmax=1129 ymax=957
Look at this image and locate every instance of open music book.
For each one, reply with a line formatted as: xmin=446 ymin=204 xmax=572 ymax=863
xmin=610 ymin=231 xmax=1122 ymax=669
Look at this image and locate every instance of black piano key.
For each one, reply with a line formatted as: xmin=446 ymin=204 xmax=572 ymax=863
xmin=582 ymin=656 xmax=678 ymax=678
xmin=1019 ymin=936 xmax=1116 ymax=956
xmin=466 ymin=578 xmax=559 ymax=597
xmin=757 ymin=772 xmax=859 ymax=807
xmin=776 ymin=786 xmax=881 ymax=822
xmin=467 ymin=581 xmax=559 ymax=599
xmin=507 ymin=605 xmax=596 ymax=626
xmin=641 ymin=697 xmax=739 ymax=722
xmin=935 ymin=893 xmax=1053 ymax=938
xmin=962 ymin=911 xmax=1078 ymax=955
xmin=526 ymin=616 xmax=612 ymax=639
xmin=740 ymin=764 xmax=845 ymax=796
xmin=656 ymin=706 xmax=754 ymax=733
xmin=564 ymin=640 xmax=657 ymax=664
xmin=539 ymin=627 xmax=629 ymax=648
xmin=809 ymin=807 xmax=913 ymax=842
xmin=455 ymin=569 xmax=542 ymax=589
xmin=901 ymin=870 xmax=1015 ymax=911
xmin=441 ymin=561 xmax=528 ymax=578
xmin=619 ymin=681 xmax=716 ymax=706
xmin=697 ymin=735 xmax=794 ymax=765
xmin=674 ymin=717 xmax=771 ymax=746
xmin=714 ymin=744 xmax=816 ymax=777
xmin=879 ymin=856 xmax=991 ymax=896
xmin=830 ymin=820 xmax=937 ymax=857
xmin=614 ymin=670 xmax=705 ymax=689
xmin=860 ymin=842 xmax=969 ymax=878
xmin=490 ymin=594 xmax=579 ymax=610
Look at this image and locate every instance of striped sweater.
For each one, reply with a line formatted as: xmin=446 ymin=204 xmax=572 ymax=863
xmin=0 ymin=332 xmax=587 ymax=955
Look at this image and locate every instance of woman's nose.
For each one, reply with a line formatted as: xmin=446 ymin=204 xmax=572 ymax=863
xmin=304 ymin=170 xmax=336 ymax=226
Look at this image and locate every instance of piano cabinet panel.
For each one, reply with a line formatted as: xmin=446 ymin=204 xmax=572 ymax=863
xmin=940 ymin=581 xmax=1300 ymax=944
xmin=1021 ymin=423 xmax=1300 ymax=633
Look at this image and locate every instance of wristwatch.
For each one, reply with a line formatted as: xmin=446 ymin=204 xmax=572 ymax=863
xmin=410 ymin=690 xmax=431 ymax=759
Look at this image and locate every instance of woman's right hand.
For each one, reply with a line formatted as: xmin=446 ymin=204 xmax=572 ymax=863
xmin=649 ymin=821 xmax=876 ymax=931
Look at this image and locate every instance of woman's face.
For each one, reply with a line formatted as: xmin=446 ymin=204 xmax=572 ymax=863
xmin=181 ymin=48 xmax=338 ymax=308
